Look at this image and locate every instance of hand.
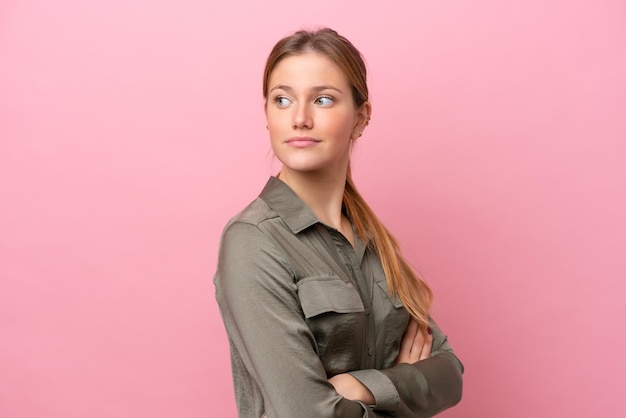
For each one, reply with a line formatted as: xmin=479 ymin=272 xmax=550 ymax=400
xmin=328 ymin=373 xmax=375 ymax=405
xmin=395 ymin=317 xmax=433 ymax=365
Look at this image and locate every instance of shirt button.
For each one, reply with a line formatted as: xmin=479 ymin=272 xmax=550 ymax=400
xmin=367 ymin=348 xmax=373 ymax=356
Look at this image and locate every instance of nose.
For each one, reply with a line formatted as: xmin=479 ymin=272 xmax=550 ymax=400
xmin=292 ymin=103 xmax=313 ymax=130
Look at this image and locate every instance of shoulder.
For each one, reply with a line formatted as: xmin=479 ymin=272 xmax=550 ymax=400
xmin=219 ymin=197 xmax=280 ymax=243
xmin=217 ymin=197 xmax=287 ymax=263
xmin=226 ymin=197 xmax=276 ymax=229
xmin=215 ymin=198 xmax=295 ymax=289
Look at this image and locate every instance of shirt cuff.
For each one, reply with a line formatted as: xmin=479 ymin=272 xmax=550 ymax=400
xmin=347 ymin=369 xmax=400 ymax=412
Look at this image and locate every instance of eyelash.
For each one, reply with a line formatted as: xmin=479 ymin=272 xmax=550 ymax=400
xmin=275 ymin=96 xmax=291 ymax=107
xmin=315 ymin=96 xmax=334 ymax=106
xmin=273 ymin=95 xmax=335 ymax=108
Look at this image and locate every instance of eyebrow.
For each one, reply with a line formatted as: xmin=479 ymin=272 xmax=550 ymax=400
xmin=269 ymin=85 xmax=344 ymax=94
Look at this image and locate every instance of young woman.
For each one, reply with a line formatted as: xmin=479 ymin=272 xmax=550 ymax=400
xmin=214 ymin=28 xmax=463 ymax=418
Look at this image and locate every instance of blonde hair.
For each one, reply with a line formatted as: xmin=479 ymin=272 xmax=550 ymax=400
xmin=263 ymin=28 xmax=433 ymax=327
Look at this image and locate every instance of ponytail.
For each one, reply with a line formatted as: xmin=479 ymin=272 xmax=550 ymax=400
xmin=343 ymin=166 xmax=433 ymax=328
xmin=262 ymin=28 xmax=432 ymax=326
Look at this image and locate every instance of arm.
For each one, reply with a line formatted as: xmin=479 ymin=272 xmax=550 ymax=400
xmin=345 ymin=318 xmax=463 ymax=417
xmin=215 ymin=222 xmax=377 ymax=418
xmin=330 ymin=318 xmax=431 ymax=404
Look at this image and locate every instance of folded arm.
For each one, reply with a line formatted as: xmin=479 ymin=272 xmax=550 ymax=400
xmin=344 ymin=318 xmax=463 ymax=417
xmin=216 ymin=222 xmax=378 ymax=418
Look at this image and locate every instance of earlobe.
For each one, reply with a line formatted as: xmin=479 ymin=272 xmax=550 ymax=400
xmin=360 ymin=101 xmax=372 ymax=123
xmin=352 ymin=102 xmax=372 ymax=139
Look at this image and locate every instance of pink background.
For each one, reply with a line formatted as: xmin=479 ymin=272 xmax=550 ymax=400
xmin=1 ymin=0 xmax=625 ymax=417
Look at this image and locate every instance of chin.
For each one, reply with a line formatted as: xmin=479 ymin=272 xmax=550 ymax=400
xmin=277 ymin=157 xmax=326 ymax=174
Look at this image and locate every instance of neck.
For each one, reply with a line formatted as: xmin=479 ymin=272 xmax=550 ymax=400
xmin=278 ymin=166 xmax=347 ymax=230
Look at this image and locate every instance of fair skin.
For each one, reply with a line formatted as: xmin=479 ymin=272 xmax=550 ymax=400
xmin=264 ymin=52 xmax=432 ymax=407
xmin=265 ymin=52 xmax=368 ymax=240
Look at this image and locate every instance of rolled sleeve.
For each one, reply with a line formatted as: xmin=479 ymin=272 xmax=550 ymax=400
xmin=347 ymin=369 xmax=400 ymax=412
xmin=348 ymin=319 xmax=463 ymax=417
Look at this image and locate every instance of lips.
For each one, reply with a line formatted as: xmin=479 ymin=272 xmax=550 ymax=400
xmin=285 ymin=136 xmax=321 ymax=148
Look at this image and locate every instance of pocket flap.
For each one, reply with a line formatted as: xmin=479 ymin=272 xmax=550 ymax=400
xmin=297 ymin=276 xmax=365 ymax=318
xmin=375 ymin=280 xmax=404 ymax=308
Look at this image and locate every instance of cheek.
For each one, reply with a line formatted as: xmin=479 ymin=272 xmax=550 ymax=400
xmin=266 ymin=119 xmax=286 ymax=152
xmin=268 ymin=130 xmax=281 ymax=153
xmin=318 ymin=110 xmax=354 ymax=132
xmin=268 ymin=125 xmax=287 ymax=148
xmin=325 ymin=113 xmax=355 ymax=138
xmin=266 ymin=109 xmax=288 ymax=131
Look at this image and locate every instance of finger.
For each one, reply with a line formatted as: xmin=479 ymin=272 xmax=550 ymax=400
xmin=405 ymin=318 xmax=419 ymax=341
xmin=396 ymin=318 xmax=419 ymax=364
xmin=419 ymin=327 xmax=433 ymax=361
xmin=409 ymin=325 xmax=426 ymax=362
xmin=399 ymin=318 xmax=418 ymax=354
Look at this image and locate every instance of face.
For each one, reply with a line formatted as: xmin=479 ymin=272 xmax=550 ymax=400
xmin=265 ymin=52 xmax=370 ymax=178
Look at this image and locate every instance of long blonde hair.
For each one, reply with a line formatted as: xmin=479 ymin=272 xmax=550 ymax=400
xmin=263 ymin=28 xmax=433 ymax=327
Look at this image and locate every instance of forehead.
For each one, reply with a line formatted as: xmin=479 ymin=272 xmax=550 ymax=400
xmin=268 ymin=52 xmax=349 ymax=89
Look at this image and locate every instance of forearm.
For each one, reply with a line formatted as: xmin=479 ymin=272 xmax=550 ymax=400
xmin=330 ymin=373 xmax=376 ymax=405
xmin=347 ymin=319 xmax=463 ymax=417
xmin=386 ymin=352 xmax=463 ymax=415
xmin=347 ymin=352 xmax=462 ymax=417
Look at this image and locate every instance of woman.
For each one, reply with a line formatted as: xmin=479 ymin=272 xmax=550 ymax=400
xmin=214 ymin=28 xmax=463 ymax=418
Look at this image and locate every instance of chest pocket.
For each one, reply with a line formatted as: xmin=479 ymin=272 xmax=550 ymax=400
xmin=374 ymin=276 xmax=409 ymax=368
xmin=375 ymin=279 xmax=404 ymax=309
xmin=297 ymin=275 xmax=365 ymax=318
xmin=296 ymin=276 xmax=366 ymax=374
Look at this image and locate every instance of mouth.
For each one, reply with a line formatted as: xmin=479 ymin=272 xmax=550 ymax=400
xmin=285 ymin=136 xmax=321 ymax=148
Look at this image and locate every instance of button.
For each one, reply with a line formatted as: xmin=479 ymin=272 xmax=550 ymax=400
xmin=367 ymin=348 xmax=373 ymax=356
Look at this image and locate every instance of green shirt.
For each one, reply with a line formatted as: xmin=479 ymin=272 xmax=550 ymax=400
xmin=214 ymin=177 xmax=463 ymax=417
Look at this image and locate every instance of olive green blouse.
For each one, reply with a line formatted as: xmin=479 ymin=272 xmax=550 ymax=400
xmin=214 ymin=177 xmax=463 ymax=417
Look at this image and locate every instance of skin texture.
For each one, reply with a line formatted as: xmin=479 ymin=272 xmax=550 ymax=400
xmin=263 ymin=52 xmax=433 ymax=408
xmin=265 ymin=52 xmax=370 ymax=239
xmin=266 ymin=52 xmax=366 ymax=179
xmin=395 ymin=318 xmax=433 ymax=365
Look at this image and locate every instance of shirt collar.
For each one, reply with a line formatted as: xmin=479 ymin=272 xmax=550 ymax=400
xmin=259 ymin=177 xmax=370 ymax=260
xmin=259 ymin=176 xmax=320 ymax=234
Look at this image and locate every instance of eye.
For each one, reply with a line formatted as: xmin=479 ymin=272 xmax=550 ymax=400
xmin=314 ymin=96 xmax=334 ymax=106
xmin=275 ymin=96 xmax=291 ymax=108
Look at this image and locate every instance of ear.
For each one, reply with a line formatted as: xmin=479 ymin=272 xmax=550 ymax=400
xmin=352 ymin=101 xmax=372 ymax=140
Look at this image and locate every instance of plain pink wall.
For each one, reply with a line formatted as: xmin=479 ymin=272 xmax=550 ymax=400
xmin=1 ymin=0 xmax=624 ymax=417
